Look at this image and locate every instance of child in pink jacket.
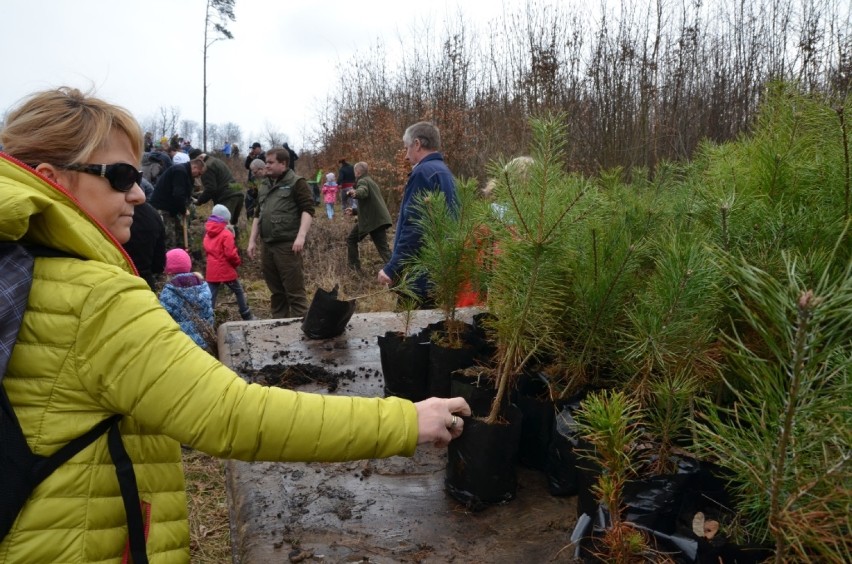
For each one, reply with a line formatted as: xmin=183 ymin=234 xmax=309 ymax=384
xmin=321 ymin=172 xmax=338 ymax=219
xmin=203 ymin=204 xmax=255 ymax=320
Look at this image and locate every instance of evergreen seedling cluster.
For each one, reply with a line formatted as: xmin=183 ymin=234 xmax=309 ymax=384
xmin=410 ymin=86 xmax=850 ymax=560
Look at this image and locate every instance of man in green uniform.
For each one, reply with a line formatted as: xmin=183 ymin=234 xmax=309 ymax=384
xmin=190 ymin=150 xmax=245 ymax=238
xmin=345 ymin=161 xmax=392 ymax=272
xmin=247 ymin=147 xmax=315 ymax=318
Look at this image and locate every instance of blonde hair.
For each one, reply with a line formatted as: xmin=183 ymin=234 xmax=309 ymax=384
xmin=0 ymin=87 xmax=143 ymax=166
xmin=481 ymin=156 xmax=535 ymax=198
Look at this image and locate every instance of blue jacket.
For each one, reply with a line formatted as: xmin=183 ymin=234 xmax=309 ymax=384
xmin=384 ymin=152 xmax=457 ymax=297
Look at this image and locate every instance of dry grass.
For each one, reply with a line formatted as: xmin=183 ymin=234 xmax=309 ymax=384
xmin=186 ymin=195 xmax=397 ymax=562
xmin=183 ymin=449 xmax=231 ymax=563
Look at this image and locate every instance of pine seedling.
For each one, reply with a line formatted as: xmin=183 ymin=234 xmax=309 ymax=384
xmin=694 ymin=86 xmax=851 ymax=279
xmin=484 ymin=114 xmax=594 ymax=423
xmin=620 ymin=228 xmax=723 ymax=401
xmin=392 ymin=270 xmax=421 ymax=336
xmin=407 ymin=177 xmax=484 ymax=348
xmin=643 ymin=370 xmax=697 ymax=475
xmin=694 ymin=239 xmax=852 ymax=562
xmin=559 ymin=217 xmax=648 ymax=392
xmin=574 ymin=390 xmax=648 ymax=562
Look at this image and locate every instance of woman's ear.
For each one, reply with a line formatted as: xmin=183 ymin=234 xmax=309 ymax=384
xmin=36 ymin=163 xmax=76 ymax=191
xmin=34 ymin=162 xmax=58 ymax=181
xmin=34 ymin=162 xmax=67 ymax=186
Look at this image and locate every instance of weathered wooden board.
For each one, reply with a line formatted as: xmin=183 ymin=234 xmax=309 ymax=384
xmin=218 ymin=310 xmax=576 ymax=563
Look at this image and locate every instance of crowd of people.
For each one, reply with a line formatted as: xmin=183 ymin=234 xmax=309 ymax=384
xmin=125 ymin=116 xmax=457 ymax=337
xmin=1 ymin=87 xmax=456 ymax=348
xmin=0 ymin=86 xmax=469 ymax=563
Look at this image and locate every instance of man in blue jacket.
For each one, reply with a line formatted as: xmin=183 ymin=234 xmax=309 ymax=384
xmin=378 ymin=121 xmax=457 ymax=307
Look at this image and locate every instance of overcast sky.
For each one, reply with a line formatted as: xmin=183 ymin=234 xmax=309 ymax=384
xmin=1 ymin=0 xmax=544 ymax=151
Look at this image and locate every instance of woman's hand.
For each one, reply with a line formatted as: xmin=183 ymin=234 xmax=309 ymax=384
xmin=414 ymin=397 xmax=471 ymax=448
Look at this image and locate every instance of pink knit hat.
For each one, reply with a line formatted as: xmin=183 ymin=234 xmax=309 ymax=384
xmin=165 ymin=248 xmax=192 ymax=274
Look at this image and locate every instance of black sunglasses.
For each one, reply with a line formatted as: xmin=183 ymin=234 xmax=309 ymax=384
xmin=61 ymin=163 xmax=143 ymax=192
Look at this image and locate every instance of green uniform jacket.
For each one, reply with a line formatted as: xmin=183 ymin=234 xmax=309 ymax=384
xmin=195 ymin=156 xmax=242 ymax=206
xmin=0 ymin=153 xmax=417 ymax=563
xmin=257 ymin=169 xmax=314 ymax=244
xmin=352 ymin=173 xmax=392 ymax=236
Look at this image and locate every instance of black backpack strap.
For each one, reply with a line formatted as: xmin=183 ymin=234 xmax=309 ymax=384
xmin=108 ymin=422 xmax=149 ymax=564
xmin=30 ymin=415 xmax=121 ymax=484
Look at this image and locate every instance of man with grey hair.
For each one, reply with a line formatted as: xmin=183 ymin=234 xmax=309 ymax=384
xmin=377 ymin=121 xmax=457 ymax=307
xmin=345 ymin=161 xmax=392 ymax=272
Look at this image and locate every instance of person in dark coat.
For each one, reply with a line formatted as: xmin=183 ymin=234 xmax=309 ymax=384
xmin=246 ymin=147 xmax=315 ymax=318
xmin=345 ymin=161 xmax=392 ymax=272
xmin=244 ymin=142 xmax=265 ymax=222
xmin=149 ymin=159 xmax=205 ymax=249
xmin=283 ymin=142 xmax=299 ymax=171
xmin=378 ymin=121 xmax=458 ymax=306
xmin=141 ymin=149 xmax=172 ymax=185
xmin=338 ymin=158 xmax=356 ymax=209
xmin=189 ymin=149 xmax=245 ymax=239
xmin=123 ymin=201 xmax=166 ymax=290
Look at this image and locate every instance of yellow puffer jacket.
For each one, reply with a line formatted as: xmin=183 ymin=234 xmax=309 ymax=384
xmin=0 ymin=153 xmax=418 ymax=563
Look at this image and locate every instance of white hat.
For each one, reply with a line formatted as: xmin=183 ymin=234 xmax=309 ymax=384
xmin=211 ymin=204 xmax=231 ymax=222
xmin=326 ymin=172 xmax=335 ymax=182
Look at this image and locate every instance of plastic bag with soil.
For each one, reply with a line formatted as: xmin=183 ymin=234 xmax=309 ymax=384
xmin=301 ymin=284 xmax=356 ymax=339
xmin=572 ymin=458 xmax=771 ymax=563
xmin=514 ymin=371 xmax=555 ymax=471
xmin=379 ymin=331 xmax=430 ymax=401
xmin=544 ymin=390 xmax=589 ymax=496
xmin=675 ymin=462 xmax=774 ymax=563
xmin=445 ymin=405 xmax=523 ymax=511
xmin=450 ymin=372 xmax=495 ymax=417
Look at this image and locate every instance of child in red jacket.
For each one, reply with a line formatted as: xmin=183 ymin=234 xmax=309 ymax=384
xmin=203 ymin=204 xmax=256 ymax=320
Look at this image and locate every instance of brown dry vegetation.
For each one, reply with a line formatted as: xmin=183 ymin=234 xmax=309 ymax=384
xmin=303 ymin=0 xmax=850 ymax=193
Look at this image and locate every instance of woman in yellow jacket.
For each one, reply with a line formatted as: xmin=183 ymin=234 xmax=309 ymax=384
xmin=0 ymin=87 xmax=469 ymax=564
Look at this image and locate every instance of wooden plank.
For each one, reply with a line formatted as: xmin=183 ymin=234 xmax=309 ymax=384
xmin=218 ymin=310 xmax=576 ymax=563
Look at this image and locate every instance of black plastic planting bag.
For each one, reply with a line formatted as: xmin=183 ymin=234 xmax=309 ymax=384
xmin=515 ymin=371 xmax=555 ymax=471
xmin=301 ymin=284 xmax=356 ymax=339
xmin=572 ymin=458 xmax=771 ymax=563
xmin=378 ymin=331 xmax=430 ymax=401
xmin=622 ymin=456 xmax=700 ymax=534
xmin=445 ymin=405 xmax=523 ymax=511
xmin=675 ymin=462 xmax=774 ymax=563
xmin=449 ymin=373 xmax=495 ymax=417
xmin=545 ymin=391 xmax=589 ymax=496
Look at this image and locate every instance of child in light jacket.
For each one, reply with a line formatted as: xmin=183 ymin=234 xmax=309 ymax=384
xmin=159 ymin=248 xmax=215 ymax=349
xmin=322 ymin=172 xmax=338 ymax=219
xmin=203 ymin=204 xmax=255 ymax=320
